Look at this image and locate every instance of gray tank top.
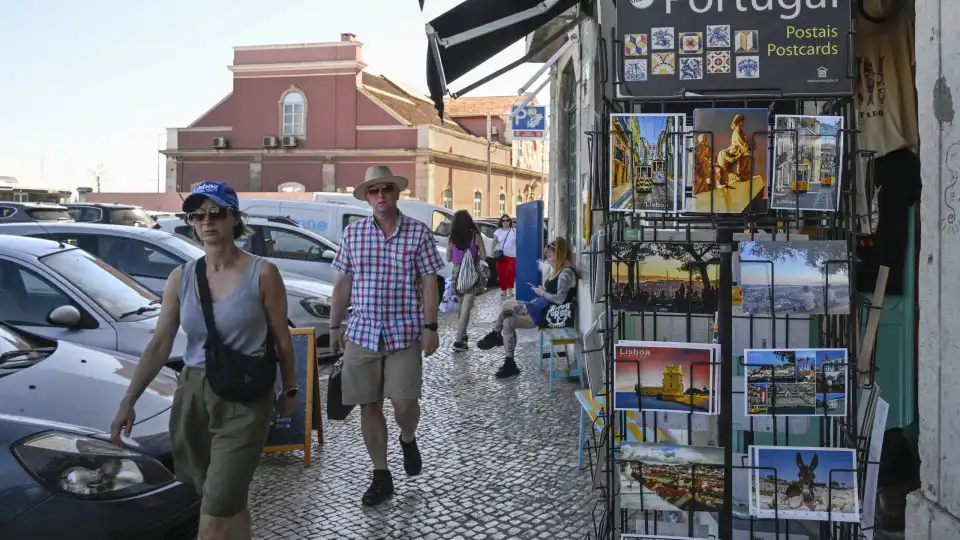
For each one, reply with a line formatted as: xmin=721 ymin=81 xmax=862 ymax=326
xmin=179 ymin=256 xmax=269 ymax=369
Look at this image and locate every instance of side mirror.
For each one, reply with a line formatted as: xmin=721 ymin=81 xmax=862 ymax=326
xmin=321 ymin=249 xmax=336 ymax=261
xmin=48 ymin=305 xmax=83 ymax=328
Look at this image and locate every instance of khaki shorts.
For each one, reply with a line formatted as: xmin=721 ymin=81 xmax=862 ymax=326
xmin=169 ymin=367 xmax=275 ymax=517
xmin=342 ymin=340 xmax=423 ymax=405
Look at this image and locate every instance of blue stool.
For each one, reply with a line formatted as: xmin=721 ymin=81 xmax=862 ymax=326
xmin=539 ymin=327 xmax=585 ymax=392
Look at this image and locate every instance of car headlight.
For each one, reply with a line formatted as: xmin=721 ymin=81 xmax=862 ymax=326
xmin=299 ymin=296 xmax=331 ymax=318
xmin=12 ymin=432 xmax=175 ymax=500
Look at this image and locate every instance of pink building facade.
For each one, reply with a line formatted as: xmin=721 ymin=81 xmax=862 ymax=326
xmin=161 ymin=34 xmax=545 ymax=216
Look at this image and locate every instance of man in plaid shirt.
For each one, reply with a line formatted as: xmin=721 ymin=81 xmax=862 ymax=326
xmin=328 ymin=165 xmax=445 ymax=507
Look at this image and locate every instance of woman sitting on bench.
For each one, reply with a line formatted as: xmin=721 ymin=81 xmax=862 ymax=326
xmin=477 ymin=237 xmax=579 ymax=379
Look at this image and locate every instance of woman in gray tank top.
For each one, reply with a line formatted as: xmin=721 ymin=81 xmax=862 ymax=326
xmin=108 ymin=182 xmax=299 ymax=540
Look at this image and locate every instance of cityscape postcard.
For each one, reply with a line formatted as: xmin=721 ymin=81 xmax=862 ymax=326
xmin=686 ymin=108 xmax=770 ymax=214
xmin=619 ymin=443 xmax=726 ymax=513
xmin=736 ymin=240 xmax=850 ymax=316
xmin=770 ymin=115 xmax=844 ymax=212
xmin=751 ymin=446 xmax=860 ymax=522
xmin=609 ymin=241 xmax=720 ymax=315
xmin=610 ymin=114 xmax=685 ymax=213
xmin=613 ymin=341 xmax=719 ymax=415
xmin=745 ymin=348 xmax=849 ymax=417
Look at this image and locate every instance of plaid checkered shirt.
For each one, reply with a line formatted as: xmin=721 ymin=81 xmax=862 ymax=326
xmin=332 ymin=213 xmax=445 ymax=352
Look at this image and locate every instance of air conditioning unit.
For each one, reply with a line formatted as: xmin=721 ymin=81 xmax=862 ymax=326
xmin=212 ymin=137 xmax=229 ymax=149
xmin=262 ymin=136 xmax=279 ymax=148
xmin=281 ymin=136 xmax=299 ymax=148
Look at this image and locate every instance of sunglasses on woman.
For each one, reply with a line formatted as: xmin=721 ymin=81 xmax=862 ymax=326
xmin=186 ymin=207 xmax=232 ymax=223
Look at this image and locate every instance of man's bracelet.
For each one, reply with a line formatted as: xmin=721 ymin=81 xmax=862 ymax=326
xmin=329 ymin=326 xmax=341 ymax=331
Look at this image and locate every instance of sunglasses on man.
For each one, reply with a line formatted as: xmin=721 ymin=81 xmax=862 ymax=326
xmin=366 ymin=184 xmax=396 ymax=196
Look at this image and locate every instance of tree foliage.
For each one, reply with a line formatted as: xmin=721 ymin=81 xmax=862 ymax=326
xmin=740 ymin=240 xmax=848 ymax=276
xmin=649 ymin=242 xmax=721 ymax=289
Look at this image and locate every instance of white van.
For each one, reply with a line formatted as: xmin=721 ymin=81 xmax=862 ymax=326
xmin=311 ymin=193 xmax=494 ymax=254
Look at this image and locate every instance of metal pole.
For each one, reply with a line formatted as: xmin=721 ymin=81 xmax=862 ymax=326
xmin=157 ymin=133 xmax=163 ymax=193
xmin=487 ymin=113 xmax=493 ymax=215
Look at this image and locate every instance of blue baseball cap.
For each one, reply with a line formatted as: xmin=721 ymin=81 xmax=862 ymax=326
xmin=182 ymin=181 xmax=239 ymax=212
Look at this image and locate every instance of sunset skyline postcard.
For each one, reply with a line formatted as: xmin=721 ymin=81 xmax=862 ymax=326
xmin=613 ymin=341 xmax=718 ymax=414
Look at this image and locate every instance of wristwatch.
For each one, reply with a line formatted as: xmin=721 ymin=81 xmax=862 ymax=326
xmin=424 ymin=322 xmax=439 ymax=332
xmin=282 ymin=387 xmax=300 ymax=398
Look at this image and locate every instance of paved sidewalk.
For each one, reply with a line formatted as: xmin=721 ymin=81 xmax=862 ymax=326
xmin=249 ymin=291 xmax=595 ymax=540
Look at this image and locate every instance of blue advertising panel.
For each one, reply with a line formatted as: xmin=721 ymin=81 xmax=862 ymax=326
xmin=264 ymin=328 xmax=316 ymax=467
xmin=511 ymin=105 xmax=547 ymax=140
xmin=515 ymin=200 xmax=544 ymax=302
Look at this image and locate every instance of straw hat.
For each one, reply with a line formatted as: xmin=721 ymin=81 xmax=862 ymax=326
xmin=353 ymin=165 xmax=410 ymax=201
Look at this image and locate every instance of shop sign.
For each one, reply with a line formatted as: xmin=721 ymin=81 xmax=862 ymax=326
xmin=617 ymin=0 xmax=853 ymax=98
xmin=511 ymin=105 xmax=547 ymax=140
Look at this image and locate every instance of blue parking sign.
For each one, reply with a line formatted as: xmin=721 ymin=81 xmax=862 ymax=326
xmin=510 ymin=105 xmax=547 ymax=140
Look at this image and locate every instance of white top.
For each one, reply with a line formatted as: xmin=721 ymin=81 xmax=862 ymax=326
xmin=493 ymin=227 xmax=517 ymax=258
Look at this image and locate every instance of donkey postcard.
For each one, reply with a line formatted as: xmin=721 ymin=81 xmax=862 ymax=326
xmin=750 ymin=446 xmax=860 ymax=522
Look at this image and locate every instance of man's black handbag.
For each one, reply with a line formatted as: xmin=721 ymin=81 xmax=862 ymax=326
xmin=326 ymin=355 xmax=355 ymax=420
xmin=195 ymin=257 xmax=278 ymax=402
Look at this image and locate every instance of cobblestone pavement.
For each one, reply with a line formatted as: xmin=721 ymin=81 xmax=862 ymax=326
xmin=249 ymin=291 xmax=596 ymax=540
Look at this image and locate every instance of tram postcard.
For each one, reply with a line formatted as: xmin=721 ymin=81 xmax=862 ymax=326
xmin=750 ymin=446 xmax=860 ymax=522
xmin=609 ymin=241 xmax=720 ymax=315
xmin=613 ymin=341 xmax=719 ymax=415
xmin=735 ymin=240 xmax=851 ymax=316
xmin=609 ymin=113 xmax=685 ymax=213
xmin=685 ymin=107 xmax=770 ymax=214
xmin=744 ymin=348 xmax=848 ymax=417
xmin=619 ymin=443 xmax=726 ymax=513
xmin=770 ymin=114 xmax=845 ymax=212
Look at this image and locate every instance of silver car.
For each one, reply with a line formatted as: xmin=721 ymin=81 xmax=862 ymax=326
xmin=0 ymin=234 xmax=187 ymax=368
xmin=0 ymin=222 xmax=336 ymax=358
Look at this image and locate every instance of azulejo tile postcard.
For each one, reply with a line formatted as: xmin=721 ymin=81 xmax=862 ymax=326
xmin=735 ymin=30 xmax=759 ymax=53
xmin=625 ymin=59 xmax=648 ymax=82
xmin=706 ymin=25 xmax=731 ymax=48
xmin=679 ymin=32 xmax=703 ymax=54
xmin=651 ymin=52 xmax=676 ymax=75
xmin=679 ymin=57 xmax=704 ymax=80
xmin=609 ymin=114 xmax=683 ymax=213
xmin=625 ymin=33 xmax=648 ymax=57
xmin=736 ymin=56 xmax=760 ymax=79
xmin=706 ymin=51 xmax=731 ymax=74
xmin=651 ymin=27 xmax=676 ymax=50
xmin=770 ymin=114 xmax=845 ymax=211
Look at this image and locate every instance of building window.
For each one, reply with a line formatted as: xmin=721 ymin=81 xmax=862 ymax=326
xmin=442 ymin=186 xmax=453 ymax=209
xmin=499 ymin=192 xmax=506 ymax=215
xmin=473 ymin=190 xmax=482 ymax=217
xmin=560 ymin=64 xmax=578 ymax=239
xmin=278 ymin=182 xmax=305 ymax=193
xmin=281 ymin=90 xmax=306 ymax=137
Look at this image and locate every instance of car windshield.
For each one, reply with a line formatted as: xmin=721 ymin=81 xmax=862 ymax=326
xmin=160 ymin=234 xmax=205 ymax=260
xmin=0 ymin=323 xmax=37 ymax=358
xmin=40 ymin=248 xmax=161 ymax=321
xmin=26 ymin=208 xmax=72 ymax=222
xmin=109 ymin=208 xmax=156 ymax=228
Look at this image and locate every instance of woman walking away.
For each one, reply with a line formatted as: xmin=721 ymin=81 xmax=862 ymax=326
xmin=491 ymin=214 xmax=517 ymax=297
xmin=109 ymin=181 xmax=299 ymax=540
xmin=448 ymin=210 xmax=488 ymax=352
xmin=478 ymin=237 xmax=579 ymax=378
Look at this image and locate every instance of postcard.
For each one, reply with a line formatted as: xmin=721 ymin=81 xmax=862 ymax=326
xmin=744 ymin=348 xmax=848 ymax=417
xmin=613 ymin=341 xmax=719 ymax=414
xmin=610 ymin=241 xmax=720 ymax=315
xmin=770 ymin=115 xmax=844 ymax=212
xmin=610 ymin=114 xmax=685 ymax=213
xmin=621 ymin=535 xmax=714 ymax=539
xmin=619 ymin=443 xmax=726 ymax=513
xmin=685 ymin=108 xmax=770 ymax=214
xmin=751 ymin=446 xmax=860 ymax=522
xmin=736 ymin=240 xmax=850 ymax=316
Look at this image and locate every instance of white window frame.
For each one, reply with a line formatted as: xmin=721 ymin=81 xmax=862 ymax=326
xmin=498 ymin=191 xmax=506 ymax=215
xmin=473 ymin=190 xmax=482 ymax=217
xmin=280 ymin=89 xmax=307 ymax=138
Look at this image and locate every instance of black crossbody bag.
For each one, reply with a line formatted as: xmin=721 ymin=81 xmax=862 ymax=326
xmin=195 ymin=257 xmax=278 ymax=402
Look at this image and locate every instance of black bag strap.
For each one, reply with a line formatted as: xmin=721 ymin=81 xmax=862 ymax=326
xmin=194 ymin=257 xmax=220 ymax=343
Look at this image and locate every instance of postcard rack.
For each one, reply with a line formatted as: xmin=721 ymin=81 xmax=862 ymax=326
xmin=580 ymin=21 xmax=880 ymax=540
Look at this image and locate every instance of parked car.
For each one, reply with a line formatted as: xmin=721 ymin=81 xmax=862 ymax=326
xmin=0 ymin=223 xmax=337 ymax=359
xmin=65 ymin=203 xmax=157 ymax=228
xmin=0 ymin=234 xmax=186 ymax=369
xmin=0 ymin=322 xmax=201 ymax=538
xmin=0 ymin=202 xmax=74 ymax=224
xmin=155 ymin=215 xmax=340 ymax=283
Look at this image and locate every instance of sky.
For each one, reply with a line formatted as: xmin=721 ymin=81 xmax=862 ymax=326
xmin=0 ymin=0 xmax=552 ymax=193
xmin=739 ymin=242 xmax=849 ymax=286
xmin=755 ymin=448 xmax=855 ymax=486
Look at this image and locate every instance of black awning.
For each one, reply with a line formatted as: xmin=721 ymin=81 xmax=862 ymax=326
xmin=425 ymin=0 xmax=582 ymax=118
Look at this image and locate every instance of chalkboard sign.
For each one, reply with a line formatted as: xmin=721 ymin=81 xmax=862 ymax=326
xmin=263 ymin=328 xmax=316 ymax=467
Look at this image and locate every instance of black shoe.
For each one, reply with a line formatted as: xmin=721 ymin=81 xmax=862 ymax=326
xmin=453 ymin=339 xmax=469 ymax=352
xmin=495 ymin=357 xmax=520 ymax=379
xmin=477 ymin=330 xmax=504 ymax=350
xmin=361 ymin=469 xmax=394 ymax=506
xmin=399 ymin=436 xmax=423 ymax=477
